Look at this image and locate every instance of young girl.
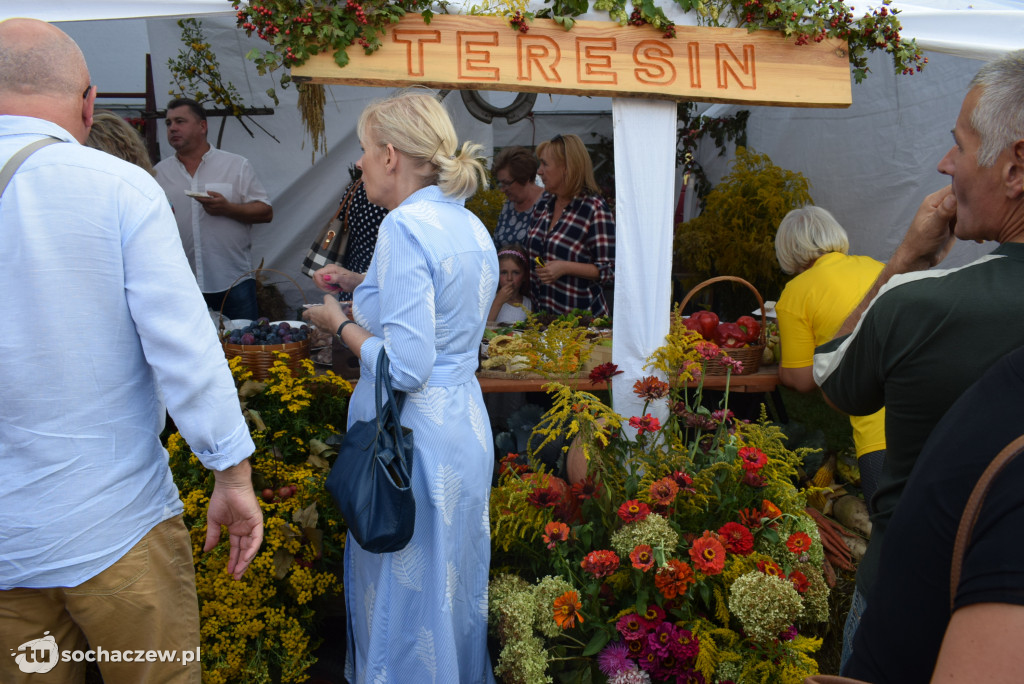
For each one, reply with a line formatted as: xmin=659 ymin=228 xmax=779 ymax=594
xmin=488 ymin=244 xmax=533 ymax=324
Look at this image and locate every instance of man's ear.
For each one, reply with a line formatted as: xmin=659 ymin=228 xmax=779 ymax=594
xmin=201 ymin=118 xmax=209 ymax=138
xmin=1009 ymin=139 xmax=1024 ymax=198
xmin=80 ymin=85 xmax=97 ymax=142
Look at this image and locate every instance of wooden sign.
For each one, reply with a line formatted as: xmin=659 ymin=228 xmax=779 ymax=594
xmin=291 ymin=14 xmax=852 ymax=107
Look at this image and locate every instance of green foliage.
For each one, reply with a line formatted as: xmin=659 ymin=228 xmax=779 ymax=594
xmin=677 ymin=104 xmax=750 ymax=211
xmin=465 ymin=185 xmax=507 ymax=234
xmin=675 ymin=147 xmax=813 ymax=314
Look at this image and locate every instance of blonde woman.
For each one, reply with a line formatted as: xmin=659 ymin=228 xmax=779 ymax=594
xmin=526 ymin=133 xmax=615 ymax=316
xmin=303 ymin=90 xmax=497 ymax=681
xmin=85 ymin=110 xmax=153 ymax=174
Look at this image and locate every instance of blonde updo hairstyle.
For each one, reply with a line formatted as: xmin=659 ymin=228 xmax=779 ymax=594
xmin=357 ymin=89 xmax=487 ymax=200
xmin=774 ymin=205 xmax=850 ymax=275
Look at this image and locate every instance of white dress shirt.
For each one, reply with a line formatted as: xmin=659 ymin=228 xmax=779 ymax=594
xmin=155 ymin=147 xmax=271 ymax=293
xmin=0 ymin=116 xmax=254 ymax=589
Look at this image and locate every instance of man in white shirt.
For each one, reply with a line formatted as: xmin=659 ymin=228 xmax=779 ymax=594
xmin=155 ymin=98 xmax=273 ymax=320
xmin=0 ymin=18 xmax=263 ymax=684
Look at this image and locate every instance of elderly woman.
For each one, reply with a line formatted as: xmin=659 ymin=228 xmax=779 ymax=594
xmin=774 ymin=205 xmax=887 ymax=507
xmin=775 ymin=206 xmax=889 ymax=674
xmin=303 ymin=90 xmax=497 ymax=681
xmin=525 ymin=133 xmax=615 ymax=316
xmin=491 ymin=146 xmax=544 ymax=247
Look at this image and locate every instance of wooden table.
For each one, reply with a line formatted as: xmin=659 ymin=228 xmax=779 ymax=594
xmin=476 ymin=365 xmax=779 ymax=394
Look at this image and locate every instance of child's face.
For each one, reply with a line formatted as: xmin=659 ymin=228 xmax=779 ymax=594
xmin=499 ymin=258 xmax=525 ymax=292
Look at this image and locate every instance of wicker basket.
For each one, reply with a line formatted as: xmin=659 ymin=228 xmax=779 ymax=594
xmin=676 ymin=276 xmax=767 ymax=376
xmin=219 ymin=269 xmax=310 ymax=380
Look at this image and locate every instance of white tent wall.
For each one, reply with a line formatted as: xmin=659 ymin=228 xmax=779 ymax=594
xmin=688 ymin=48 xmax=993 ymax=273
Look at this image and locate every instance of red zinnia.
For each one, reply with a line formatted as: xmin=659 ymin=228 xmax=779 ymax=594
xmin=542 ymin=521 xmax=570 ymax=550
xmin=527 ymin=486 xmax=562 ymax=508
xmin=786 ymin=531 xmax=813 ymax=555
xmin=629 ymin=414 xmax=662 ymax=435
xmin=649 ymin=477 xmax=680 ymax=506
xmin=618 ymin=499 xmax=652 ymax=523
xmin=581 ymin=550 xmax=620 ymax=578
xmin=633 ymin=376 xmax=670 ymax=401
xmin=654 ymin=559 xmax=695 ymax=599
xmin=553 ymin=590 xmax=584 ymax=629
xmin=589 ymin=362 xmax=623 ymax=385
xmin=717 ymin=521 xmax=754 ymax=556
xmin=630 ymin=544 xmax=656 ymax=572
xmin=689 ymin=531 xmax=727 ymax=575
xmin=738 ymin=506 xmax=764 ymax=530
xmin=738 ymin=446 xmax=768 ymax=472
xmin=757 ymin=559 xmax=784 ymax=578
xmin=570 ymin=476 xmax=604 ymax=501
xmin=788 ymin=569 xmax=810 ymax=594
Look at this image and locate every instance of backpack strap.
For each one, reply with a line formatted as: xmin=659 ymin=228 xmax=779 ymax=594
xmin=0 ymin=137 xmax=62 ymax=197
xmin=950 ymin=433 xmax=1024 ymax=612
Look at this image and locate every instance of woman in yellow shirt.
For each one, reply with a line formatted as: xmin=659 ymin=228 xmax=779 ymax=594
xmin=774 ymin=205 xmax=886 ymax=512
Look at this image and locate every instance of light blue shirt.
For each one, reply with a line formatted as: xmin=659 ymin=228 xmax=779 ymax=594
xmin=0 ymin=116 xmax=254 ymax=589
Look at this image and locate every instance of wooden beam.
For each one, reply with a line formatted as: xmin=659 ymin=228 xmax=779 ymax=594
xmin=292 ymin=15 xmax=851 ymax=108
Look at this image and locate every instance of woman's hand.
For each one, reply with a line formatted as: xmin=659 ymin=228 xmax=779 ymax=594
xmin=313 ymin=264 xmax=364 ymax=293
xmin=302 ymin=294 xmax=348 ymax=334
xmin=536 ymin=260 xmax=568 ymax=284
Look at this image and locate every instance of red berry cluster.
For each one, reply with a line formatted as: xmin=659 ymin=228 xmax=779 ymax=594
xmin=509 ymin=11 xmax=529 ymax=33
xmin=347 ymin=0 xmax=369 ymax=25
xmin=663 ymin=25 xmax=676 ymax=39
xmin=628 ymin=7 xmax=648 ymax=27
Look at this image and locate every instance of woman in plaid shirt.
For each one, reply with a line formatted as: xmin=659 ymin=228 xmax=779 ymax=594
xmin=525 ymin=134 xmax=615 ymax=316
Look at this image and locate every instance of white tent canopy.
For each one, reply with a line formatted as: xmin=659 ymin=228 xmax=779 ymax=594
xmin=5 ymin=1 xmax=1024 ymax=416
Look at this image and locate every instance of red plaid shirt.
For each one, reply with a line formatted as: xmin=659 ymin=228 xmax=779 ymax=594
xmin=525 ymin=192 xmax=615 ymax=316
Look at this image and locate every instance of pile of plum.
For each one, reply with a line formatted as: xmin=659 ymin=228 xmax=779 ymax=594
xmin=223 ymin=318 xmax=310 ymax=346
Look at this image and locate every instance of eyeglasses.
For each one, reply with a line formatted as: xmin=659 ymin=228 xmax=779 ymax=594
xmin=552 ymin=134 xmax=564 ymax=145
xmin=496 ymin=178 xmax=515 ymax=189
xmin=82 ymin=84 xmax=93 ymax=100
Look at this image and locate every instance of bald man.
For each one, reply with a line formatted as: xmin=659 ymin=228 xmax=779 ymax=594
xmin=0 ymin=19 xmax=263 ymax=684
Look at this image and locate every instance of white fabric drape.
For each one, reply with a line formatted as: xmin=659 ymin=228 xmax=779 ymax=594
xmin=610 ymin=98 xmax=677 ymax=423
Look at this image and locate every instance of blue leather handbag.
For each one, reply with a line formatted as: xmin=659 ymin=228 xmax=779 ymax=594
xmin=326 ymin=350 xmax=415 ymax=553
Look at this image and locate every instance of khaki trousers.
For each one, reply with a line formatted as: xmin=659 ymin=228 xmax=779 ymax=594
xmin=0 ymin=515 xmax=201 ymax=684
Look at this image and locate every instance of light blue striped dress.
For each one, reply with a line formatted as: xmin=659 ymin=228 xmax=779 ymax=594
xmin=344 ymin=185 xmax=498 ymax=683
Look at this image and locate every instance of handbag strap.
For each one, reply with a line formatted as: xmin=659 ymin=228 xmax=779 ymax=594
xmin=339 ymin=178 xmax=363 ymax=228
xmin=373 ymin=351 xmax=408 ymax=453
xmin=0 ymin=137 xmax=62 ymax=198
xmin=950 ymin=432 xmax=1024 ymax=612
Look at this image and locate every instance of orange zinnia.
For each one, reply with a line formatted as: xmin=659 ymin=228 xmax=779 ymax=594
xmin=553 ymin=590 xmax=584 ymax=629
xmin=654 ymin=558 xmax=695 ymax=599
xmin=689 ymin=530 xmax=727 ymax=575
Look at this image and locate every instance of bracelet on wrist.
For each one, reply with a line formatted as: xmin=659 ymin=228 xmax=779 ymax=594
xmin=335 ymin=320 xmax=356 ymax=349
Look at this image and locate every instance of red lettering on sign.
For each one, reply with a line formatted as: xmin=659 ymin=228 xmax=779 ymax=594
xmin=633 ymin=40 xmax=676 ymax=85
xmin=688 ymin=42 xmax=701 ymax=88
xmin=457 ymin=32 xmax=499 ymax=81
xmin=517 ymin=36 xmax=561 ymax=83
xmin=715 ymin=43 xmax=756 ymax=89
xmin=576 ymin=38 xmax=616 ymax=84
xmin=393 ymin=30 xmax=442 ymax=77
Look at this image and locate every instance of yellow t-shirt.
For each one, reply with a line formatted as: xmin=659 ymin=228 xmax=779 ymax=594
xmin=775 ymin=252 xmax=886 ymax=457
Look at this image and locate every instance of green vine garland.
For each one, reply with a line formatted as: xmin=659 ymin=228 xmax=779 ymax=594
xmin=232 ymin=0 xmax=925 ymax=148
xmin=233 ymin=0 xmax=925 ymax=85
